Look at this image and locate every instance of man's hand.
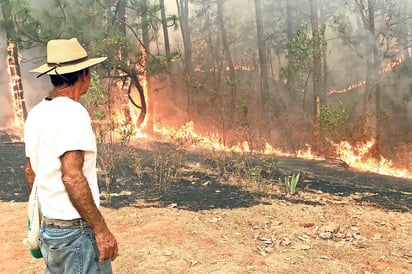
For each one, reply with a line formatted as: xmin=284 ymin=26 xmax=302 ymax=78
xmin=94 ymin=226 xmax=119 ymax=262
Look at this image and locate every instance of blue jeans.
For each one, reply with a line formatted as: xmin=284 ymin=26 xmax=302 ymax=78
xmin=40 ymin=224 xmax=112 ymax=274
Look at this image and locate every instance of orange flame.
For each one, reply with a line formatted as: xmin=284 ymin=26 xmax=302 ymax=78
xmin=332 ymin=139 xmax=410 ymax=178
xmin=6 ymin=41 xmax=25 ymax=130
xmin=153 ymin=122 xmax=411 ymax=179
xmin=327 ymin=80 xmax=366 ymax=95
xmin=91 ymin=114 xmax=412 ymax=179
xmin=153 ymin=121 xmax=323 ymax=158
xmin=382 ymin=54 xmax=405 ymax=73
xmin=328 ymin=49 xmax=411 ymax=96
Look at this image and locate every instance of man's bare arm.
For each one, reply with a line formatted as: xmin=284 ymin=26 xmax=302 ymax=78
xmin=25 ymin=158 xmax=35 ymax=192
xmin=60 ymin=150 xmax=118 ymax=262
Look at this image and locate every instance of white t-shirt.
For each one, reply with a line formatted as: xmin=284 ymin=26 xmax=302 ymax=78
xmin=24 ymin=97 xmax=100 ymax=220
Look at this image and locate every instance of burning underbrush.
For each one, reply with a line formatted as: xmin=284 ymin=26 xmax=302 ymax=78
xmin=95 ymin=117 xmax=412 ymax=182
xmin=78 ymin=124 xmax=411 ymax=213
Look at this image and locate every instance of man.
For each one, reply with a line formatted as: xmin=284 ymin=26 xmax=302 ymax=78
xmin=24 ymin=38 xmax=118 ymax=273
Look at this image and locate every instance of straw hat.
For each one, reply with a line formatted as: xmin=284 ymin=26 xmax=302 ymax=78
xmin=31 ymin=38 xmax=107 ymax=76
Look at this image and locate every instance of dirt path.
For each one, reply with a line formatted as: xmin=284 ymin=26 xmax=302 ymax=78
xmin=2 ymin=196 xmax=412 ymax=273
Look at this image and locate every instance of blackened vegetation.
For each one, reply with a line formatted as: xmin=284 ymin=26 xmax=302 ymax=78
xmin=1 ymin=130 xmax=411 ymax=212
xmin=0 ymin=132 xmax=28 ymax=200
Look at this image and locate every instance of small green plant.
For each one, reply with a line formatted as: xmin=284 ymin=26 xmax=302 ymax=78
xmin=319 ymin=102 xmax=348 ymax=140
xmin=284 ymin=173 xmax=300 ymax=195
xmin=116 ymin=118 xmax=136 ymax=145
xmin=247 ymin=157 xmax=279 ymax=182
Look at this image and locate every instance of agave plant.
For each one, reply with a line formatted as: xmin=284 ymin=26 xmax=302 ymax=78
xmin=284 ymin=172 xmax=300 ymax=195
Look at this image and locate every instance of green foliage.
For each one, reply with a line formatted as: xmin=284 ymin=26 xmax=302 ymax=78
xmin=11 ymin=0 xmax=107 ymax=48
xmin=280 ymin=27 xmax=313 ymax=79
xmin=116 ymin=118 xmax=137 ymax=145
xmin=248 ymin=157 xmax=279 ymax=182
xmin=203 ymin=149 xmax=279 ymax=189
xmin=285 ymin=27 xmax=313 ymax=59
xmin=224 ymin=156 xmax=278 ymax=185
xmin=95 ymin=29 xmax=132 ymax=66
xmin=241 ymin=103 xmax=248 ymax=117
xmin=209 ymin=154 xmax=280 ymax=193
xmin=284 ymin=173 xmax=300 ymax=195
xmin=93 ymin=110 xmax=105 ymax=120
xmin=7 ymin=0 xmax=171 ymax=73
xmin=280 ymin=24 xmax=327 ymax=81
xmin=83 ymin=71 xmax=108 ymax=108
xmin=1 ymin=0 xmax=38 ymax=44
xmin=319 ymin=102 xmax=348 ymax=138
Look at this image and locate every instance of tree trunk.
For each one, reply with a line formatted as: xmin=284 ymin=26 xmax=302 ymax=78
xmin=176 ymin=0 xmax=192 ymax=73
xmin=399 ymin=0 xmax=410 ymax=136
xmin=200 ymin=1 xmax=218 ymax=93
xmin=114 ymin=0 xmax=126 ymax=34
xmin=359 ymin=0 xmax=380 ymax=142
xmin=217 ymin=0 xmax=236 ymax=113
xmin=6 ymin=40 xmax=27 ymax=127
xmin=368 ymin=0 xmax=381 ymax=145
xmin=142 ymin=0 xmax=153 ymax=135
xmin=310 ymin=0 xmax=322 ymax=129
xmin=176 ymin=0 xmax=192 ymax=121
xmin=320 ymin=7 xmax=328 ymax=105
xmin=285 ymin=0 xmax=295 ymax=98
xmin=128 ymin=70 xmax=147 ymax=128
xmin=321 ymin=30 xmax=328 ymax=105
xmin=159 ymin=0 xmax=171 ymax=58
xmin=113 ymin=0 xmax=138 ymax=131
xmin=254 ymin=0 xmax=269 ymax=104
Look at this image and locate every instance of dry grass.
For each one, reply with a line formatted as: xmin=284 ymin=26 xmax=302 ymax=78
xmin=2 ymin=190 xmax=412 ymax=273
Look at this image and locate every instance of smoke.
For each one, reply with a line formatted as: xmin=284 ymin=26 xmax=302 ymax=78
xmin=19 ymin=47 xmax=50 ymax=110
xmin=0 ymin=37 xmax=13 ymax=127
xmin=0 ymin=39 xmax=49 ymax=128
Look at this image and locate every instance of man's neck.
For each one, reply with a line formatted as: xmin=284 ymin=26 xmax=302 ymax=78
xmin=47 ymin=85 xmax=81 ymax=101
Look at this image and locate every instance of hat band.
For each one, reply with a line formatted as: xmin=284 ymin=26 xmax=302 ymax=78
xmin=36 ymin=56 xmax=89 ymax=78
xmin=47 ymin=56 xmax=89 ymax=67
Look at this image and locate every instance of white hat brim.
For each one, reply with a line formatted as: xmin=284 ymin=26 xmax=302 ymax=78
xmin=30 ymin=56 xmax=107 ymax=75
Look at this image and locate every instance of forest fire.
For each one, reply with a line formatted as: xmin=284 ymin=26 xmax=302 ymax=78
xmin=98 ymin=104 xmax=147 ymax=142
xmin=332 ymin=139 xmax=410 ymax=178
xmin=152 ymin=121 xmax=320 ymax=159
xmin=6 ymin=40 xmax=27 ymax=130
xmin=4 ymin=75 xmax=411 ymax=180
xmin=4 ymin=40 xmax=412 ymax=180
xmin=327 ymin=80 xmax=365 ymax=95
xmin=328 ymin=48 xmax=411 ymax=96
xmin=382 ymin=48 xmax=412 ymax=73
xmin=152 ymin=122 xmax=411 ymax=179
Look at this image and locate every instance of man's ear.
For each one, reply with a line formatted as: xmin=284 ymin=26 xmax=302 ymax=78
xmin=81 ymin=69 xmax=90 ymax=81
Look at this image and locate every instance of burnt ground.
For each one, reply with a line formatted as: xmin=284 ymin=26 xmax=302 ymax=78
xmin=1 ymin=130 xmax=411 ymax=213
